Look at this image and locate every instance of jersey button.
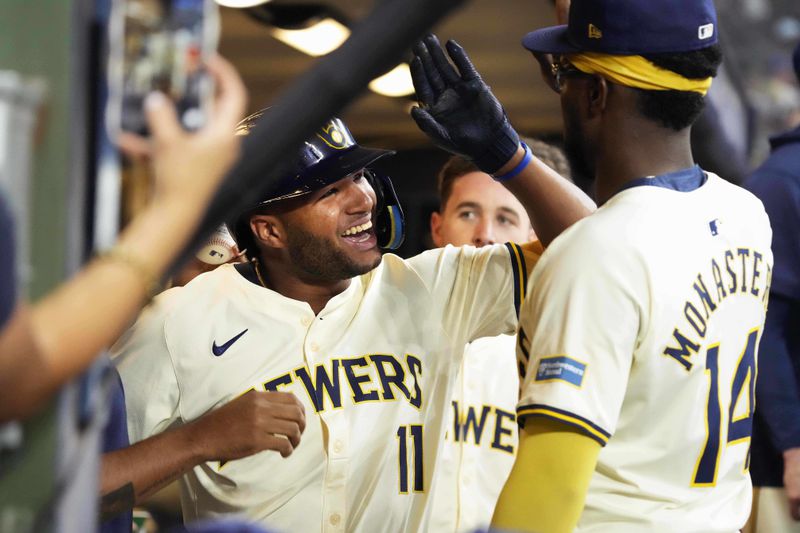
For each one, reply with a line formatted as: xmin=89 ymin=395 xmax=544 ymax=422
xmin=329 ymin=513 xmax=341 ymax=526
xmin=310 ymin=342 xmax=320 ymax=352
xmin=301 ymin=317 xmax=312 ymax=327
xmin=333 ymin=440 xmax=344 ymax=454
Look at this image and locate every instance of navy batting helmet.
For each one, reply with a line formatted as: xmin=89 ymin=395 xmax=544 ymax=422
xmin=229 ymin=110 xmax=405 ymax=258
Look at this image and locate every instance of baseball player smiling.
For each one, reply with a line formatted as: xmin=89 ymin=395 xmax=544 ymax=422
xmin=113 ymin=37 xmax=593 ymax=531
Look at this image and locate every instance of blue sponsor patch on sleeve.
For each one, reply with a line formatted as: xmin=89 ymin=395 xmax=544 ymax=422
xmin=535 ymin=356 xmax=587 ymax=387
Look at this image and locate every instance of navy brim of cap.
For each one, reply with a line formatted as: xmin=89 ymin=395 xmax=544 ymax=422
xmin=262 ymin=145 xmax=395 ymax=205
xmin=522 ymin=25 xmax=582 ymax=55
xmin=315 ymin=145 xmax=395 ymax=182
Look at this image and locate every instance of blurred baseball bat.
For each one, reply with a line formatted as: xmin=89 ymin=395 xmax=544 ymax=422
xmin=170 ymin=0 xmax=466 ymax=276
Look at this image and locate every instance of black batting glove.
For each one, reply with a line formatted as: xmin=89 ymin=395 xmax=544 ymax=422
xmin=410 ymin=34 xmax=520 ymax=174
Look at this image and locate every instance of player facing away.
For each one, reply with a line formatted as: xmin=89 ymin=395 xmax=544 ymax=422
xmin=112 ymin=106 xmax=593 ymax=530
xmin=488 ymin=0 xmax=773 ymax=532
xmin=427 ymin=144 xmax=571 ymax=532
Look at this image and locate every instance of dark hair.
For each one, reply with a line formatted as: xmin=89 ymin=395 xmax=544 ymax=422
xmin=635 ymin=45 xmax=723 ymax=131
xmin=437 ymin=156 xmax=480 ymax=210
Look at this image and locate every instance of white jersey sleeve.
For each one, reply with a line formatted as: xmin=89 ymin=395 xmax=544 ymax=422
xmin=517 ymin=225 xmax=645 ymax=444
xmin=112 ymin=288 xmax=183 ymax=443
xmin=406 ymin=241 xmax=542 ymax=346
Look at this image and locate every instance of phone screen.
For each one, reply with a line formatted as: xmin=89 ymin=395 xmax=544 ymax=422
xmin=107 ymin=0 xmax=220 ymax=137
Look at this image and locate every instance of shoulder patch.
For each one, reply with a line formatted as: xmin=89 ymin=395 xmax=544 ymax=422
xmin=535 ymin=356 xmax=587 ymax=387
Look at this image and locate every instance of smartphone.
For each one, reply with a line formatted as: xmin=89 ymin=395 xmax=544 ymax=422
xmin=106 ymin=0 xmax=220 ymax=137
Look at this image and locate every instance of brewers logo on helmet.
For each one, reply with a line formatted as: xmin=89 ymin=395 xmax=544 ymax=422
xmin=230 ymin=110 xmax=405 ymax=257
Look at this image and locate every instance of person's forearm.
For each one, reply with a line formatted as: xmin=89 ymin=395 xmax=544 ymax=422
xmin=492 ymin=417 xmax=600 ymax=532
xmin=101 ymin=388 xmax=307 ymax=521
xmin=499 ymin=144 xmax=596 ymax=247
xmin=0 ymin=305 xmax=51 ymax=420
xmin=101 ymin=421 xmax=205 ymax=521
xmin=0 ymin=55 xmax=246 ymax=423
xmin=28 ymin=203 xmax=202 ymax=401
xmin=0 ymin=203 xmax=204 ymax=422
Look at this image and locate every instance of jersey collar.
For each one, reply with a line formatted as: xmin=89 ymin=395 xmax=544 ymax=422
xmin=233 ymin=261 xmax=362 ymax=317
xmin=616 ymin=165 xmax=707 ymax=195
xmin=235 ymin=261 xmax=261 ymax=287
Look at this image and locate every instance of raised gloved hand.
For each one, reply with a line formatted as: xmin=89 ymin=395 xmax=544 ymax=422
xmin=410 ymin=34 xmax=520 ymax=174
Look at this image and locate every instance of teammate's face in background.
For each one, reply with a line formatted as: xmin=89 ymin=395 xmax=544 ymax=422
xmin=431 ymin=171 xmax=535 ymax=248
xmin=282 ymin=171 xmax=382 ymax=281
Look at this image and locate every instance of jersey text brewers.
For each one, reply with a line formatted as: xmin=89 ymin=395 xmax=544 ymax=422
xmin=115 ymin=242 xmax=539 ymax=532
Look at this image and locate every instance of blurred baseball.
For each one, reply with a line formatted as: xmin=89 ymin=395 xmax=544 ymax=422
xmin=196 ymin=226 xmax=237 ymax=265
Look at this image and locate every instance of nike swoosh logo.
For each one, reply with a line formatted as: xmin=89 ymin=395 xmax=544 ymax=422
xmin=212 ymin=329 xmax=248 ymax=357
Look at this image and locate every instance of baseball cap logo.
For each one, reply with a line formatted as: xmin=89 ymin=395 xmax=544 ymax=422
xmin=317 ymin=121 xmax=350 ymax=150
xmin=588 ymin=23 xmax=603 ymax=39
xmin=698 ymin=23 xmax=714 ymax=40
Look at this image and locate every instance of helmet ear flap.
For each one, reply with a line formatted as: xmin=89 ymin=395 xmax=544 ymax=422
xmin=365 ymin=170 xmax=405 ymax=251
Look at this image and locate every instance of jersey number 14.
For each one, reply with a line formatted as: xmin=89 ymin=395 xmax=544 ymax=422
xmin=692 ymin=328 xmax=758 ymax=487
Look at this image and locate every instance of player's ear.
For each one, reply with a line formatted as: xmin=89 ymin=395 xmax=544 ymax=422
xmin=430 ymin=211 xmax=445 ymax=248
xmin=249 ymin=214 xmax=287 ymax=250
xmin=586 ymin=75 xmax=609 ymax=118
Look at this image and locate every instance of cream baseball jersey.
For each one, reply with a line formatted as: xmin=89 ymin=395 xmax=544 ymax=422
xmin=517 ymin=169 xmax=772 ymax=532
xmin=428 ymin=335 xmax=519 ymax=532
xmin=113 ymin=242 xmax=539 ymax=533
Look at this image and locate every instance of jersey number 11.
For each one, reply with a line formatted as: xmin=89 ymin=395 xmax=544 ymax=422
xmin=397 ymin=425 xmax=424 ymax=493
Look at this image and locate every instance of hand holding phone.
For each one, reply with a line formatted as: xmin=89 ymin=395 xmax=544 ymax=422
xmin=120 ymin=55 xmax=247 ymax=209
xmin=107 ymin=0 xmax=220 ymax=138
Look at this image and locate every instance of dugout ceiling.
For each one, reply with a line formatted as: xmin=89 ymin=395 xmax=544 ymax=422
xmin=219 ymin=0 xmax=563 ymax=150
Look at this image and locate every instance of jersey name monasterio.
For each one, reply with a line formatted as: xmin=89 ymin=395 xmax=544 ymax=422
xmin=517 ymin=169 xmax=772 ymax=533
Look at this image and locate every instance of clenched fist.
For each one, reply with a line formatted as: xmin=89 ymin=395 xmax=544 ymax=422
xmin=190 ymin=390 xmax=306 ymax=461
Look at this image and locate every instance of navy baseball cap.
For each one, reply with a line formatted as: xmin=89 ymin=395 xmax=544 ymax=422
xmin=523 ymin=0 xmax=719 ymax=56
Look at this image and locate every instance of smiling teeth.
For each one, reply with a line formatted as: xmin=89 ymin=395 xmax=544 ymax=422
xmin=342 ymin=221 xmax=373 ymax=236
